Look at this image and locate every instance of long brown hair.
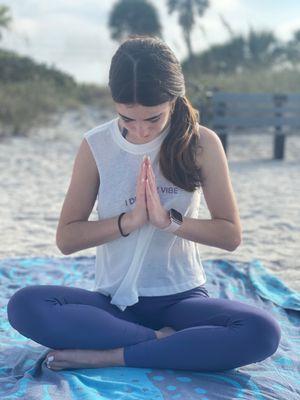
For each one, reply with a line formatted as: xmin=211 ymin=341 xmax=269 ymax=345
xmin=108 ymin=34 xmax=203 ymax=192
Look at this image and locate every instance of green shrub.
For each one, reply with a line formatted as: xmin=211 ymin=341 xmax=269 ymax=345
xmin=0 ymin=80 xmax=79 ymax=137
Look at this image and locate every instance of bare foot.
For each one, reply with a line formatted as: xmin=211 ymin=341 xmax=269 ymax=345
xmin=45 ymin=348 xmax=124 ymax=371
xmin=156 ymin=326 xmax=176 ymax=339
xmin=45 ymin=327 xmax=177 ymax=370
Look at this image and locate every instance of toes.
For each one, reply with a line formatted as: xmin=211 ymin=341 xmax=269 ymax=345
xmin=45 ymin=351 xmax=60 ymax=369
xmin=46 ymin=361 xmax=64 ymax=371
xmin=45 ymin=351 xmax=56 ymax=361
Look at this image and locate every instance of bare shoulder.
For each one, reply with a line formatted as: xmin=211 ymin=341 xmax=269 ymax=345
xmin=197 ymin=124 xmax=221 ymax=143
xmin=195 ymin=124 xmax=225 ymax=170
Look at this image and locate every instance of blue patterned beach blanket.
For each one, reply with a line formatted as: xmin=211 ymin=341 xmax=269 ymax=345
xmin=0 ymin=256 xmax=299 ymax=399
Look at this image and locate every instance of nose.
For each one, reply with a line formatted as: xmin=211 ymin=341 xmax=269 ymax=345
xmin=135 ymin=123 xmax=149 ymax=136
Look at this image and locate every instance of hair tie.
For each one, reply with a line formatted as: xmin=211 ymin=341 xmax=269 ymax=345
xmin=118 ymin=212 xmax=130 ymax=237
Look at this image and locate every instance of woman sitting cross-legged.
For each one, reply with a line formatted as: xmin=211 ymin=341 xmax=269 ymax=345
xmin=7 ymin=34 xmax=281 ymax=372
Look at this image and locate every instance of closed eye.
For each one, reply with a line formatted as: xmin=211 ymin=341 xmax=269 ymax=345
xmin=122 ymin=117 xmax=160 ymax=123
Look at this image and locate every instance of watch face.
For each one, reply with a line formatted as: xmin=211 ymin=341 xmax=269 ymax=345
xmin=170 ymin=208 xmax=183 ymax=223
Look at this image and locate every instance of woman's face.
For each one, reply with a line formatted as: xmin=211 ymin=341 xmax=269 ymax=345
xmin=115 ymin=100 xmax=174 ymax=144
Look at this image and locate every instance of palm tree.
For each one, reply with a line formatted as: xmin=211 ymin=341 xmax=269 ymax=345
xmin=285 ymin=29 xmax=300 ymax=68
xmin=245 ymin=28 xmax=279 ymax=69
xmin=218 ymin=13 xmax=235 ymax=39
xmin=182 ymin=34 xmax=246 ymax=75
xmin=0 ymin=5 xmax=12 ymax=41
xmin=108 ymin=0 xmax=162 ymax=43
xmin=166 ymin=0 xmax=209 ymax=60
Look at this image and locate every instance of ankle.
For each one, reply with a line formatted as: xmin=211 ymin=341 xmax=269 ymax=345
xmin=104 ymin=348 xmax=125 ymax=367
xmin=155 ymin=330 xmax=162 ymax=339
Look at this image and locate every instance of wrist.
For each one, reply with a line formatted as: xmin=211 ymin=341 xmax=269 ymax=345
xmin=121 ymin=211 xmax=139 ymax=234
xmin=160 ymin=208 xmax=183 ymax=233
xmin=161 ymin=210 xmax=171 ymax=229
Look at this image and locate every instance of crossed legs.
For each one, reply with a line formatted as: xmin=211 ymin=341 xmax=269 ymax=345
xmin=6 ymin=284 xmax=281 ymax=372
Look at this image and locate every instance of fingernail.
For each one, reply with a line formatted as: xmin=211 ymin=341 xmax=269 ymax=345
xmin=143 ymin=155 xmax=147 ymax=161
xmin=47 ymin=356 xmax=54 ymax=362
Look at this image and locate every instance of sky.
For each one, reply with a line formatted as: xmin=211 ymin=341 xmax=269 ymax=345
xmin=1 ymin=0 xmax=300 ymax=86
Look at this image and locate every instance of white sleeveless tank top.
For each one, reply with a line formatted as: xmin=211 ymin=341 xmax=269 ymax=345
xmin=83 ymin=117 xmax=206 ymax=311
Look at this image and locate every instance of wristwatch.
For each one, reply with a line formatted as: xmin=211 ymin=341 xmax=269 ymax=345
xmin=161 ymin=208 xmax=183 ymax=233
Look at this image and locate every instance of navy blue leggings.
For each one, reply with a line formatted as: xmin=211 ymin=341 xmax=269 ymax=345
xmin=6 ymin=284 xmax=281 ymax=372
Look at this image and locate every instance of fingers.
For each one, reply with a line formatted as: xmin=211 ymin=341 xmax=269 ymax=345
xmin=147 ymin=161 xmax=154 ymax=182
xmin=145 ymin=159 xmax=155 ymax=205
xmin=140 ymin=155 xmax=156 ymax=202
xmin=136 ymin=157 xmax=147 ymax=200
xmin=145 ymin=175 xmax=154 ymax=202
xmin=146 ymin=160 xmax=158 ymax=197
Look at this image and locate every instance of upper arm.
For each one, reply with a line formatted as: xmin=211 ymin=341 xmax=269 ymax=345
xmin=198 ymin=126 xmax=242 ymax=239
xmin=56 ymin=138 xmax=100 ymax=245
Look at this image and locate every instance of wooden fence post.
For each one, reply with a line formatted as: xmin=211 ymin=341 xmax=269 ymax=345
xmin=273 ymin=94 xmax=287 ymax=160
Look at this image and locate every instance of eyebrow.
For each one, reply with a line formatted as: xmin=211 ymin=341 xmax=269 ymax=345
xmin=118 ymin=112 xmax=163 ymax=121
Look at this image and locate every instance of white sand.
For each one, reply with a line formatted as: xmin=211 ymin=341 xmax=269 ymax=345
xmin=1 ymin=106 xmax=299 ymax=292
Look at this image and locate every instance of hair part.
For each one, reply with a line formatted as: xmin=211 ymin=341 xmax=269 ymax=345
xmin=109 ymin=34 xmax=203 ymax=192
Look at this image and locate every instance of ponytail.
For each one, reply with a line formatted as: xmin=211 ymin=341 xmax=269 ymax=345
xmin=159 ymin=95 xmax=204 ymax=192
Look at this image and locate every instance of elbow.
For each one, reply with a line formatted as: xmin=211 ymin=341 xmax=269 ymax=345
xmin=56 ymin=239 xmax=72 ymax=255
xmin=56 ymin=240 xmax=68 ymax=255
xmin=57 ymin=245 xmax=70 ymax=256
xmin=57 ymin=243 xmax=72 ymax=256
xmin=227 ymin=233 xmax=242 ymax=252
xmin=56 ymin=231 xmax=70 ymax=255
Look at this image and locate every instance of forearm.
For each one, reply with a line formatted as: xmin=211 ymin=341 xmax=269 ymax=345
xmin=56 ymin=212 xmax=137 ymax=255
xmin=174 ymin=217 xmax=242 ymax=252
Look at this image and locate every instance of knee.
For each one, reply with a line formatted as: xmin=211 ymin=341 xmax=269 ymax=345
xmin=7 ymin=285 xmax=40 ymax=330
xmin=251 ymin=311 xmax=281 ymax=359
